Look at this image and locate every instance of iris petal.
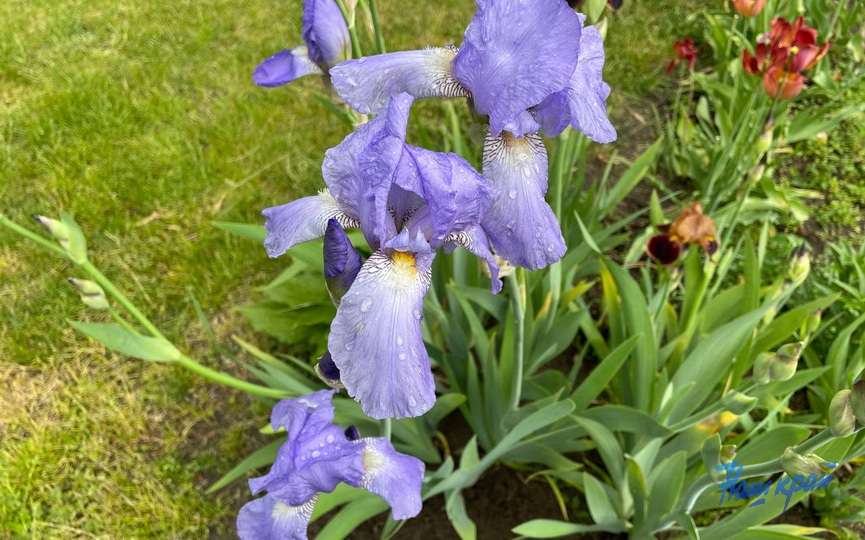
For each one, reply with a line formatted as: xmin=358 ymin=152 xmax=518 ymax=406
xmin=400 ymin=147 xmax=494 ymax=248
xmin=253 ymin=47 xmax=323 ymax=87
xmin=445 ymin=224 xmax=502 ymax=293
xmin=565 ymin=17 xmax=616 ymax=143
xmin=263 ymin=191 xmax=359 ymax=258
xmin=237 ymin=494 xmax=316 ymax=540
xmin=324 ymin=94 xmax=414 ymax=248
xmin=250 ymin=390 xmax=365 ymax=505
xmin=360 ymin=438 xmax=425 ymax=520
xmin=331 ymin=48 xmax=470 ymax=114
xmin=328 ymin=251 xmax=437 ymax=419
xmin=480 ymin=132 xmax=566 ymax=270
xmin=302 ymin=0 xmax=350 ymax=67
xmin=452 ymin=0 xmax=582 ymax=137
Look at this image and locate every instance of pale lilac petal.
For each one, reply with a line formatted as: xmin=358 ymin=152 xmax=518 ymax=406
xmin=331 ymin=48 xmax=470 ymax=114
xmin=262 ymin=192 xmax=358 ymax=258
xmin=266 ymin=439 xmax=364 ymax=505
xmin=302 ymin=0 xmax=350 ymax=67
xmin=453 ymin=0 xmax=582 ymax=136
xmin=253 ymin=47 xmax=323 ymax=87
xmin=237 ymin=494 xmax=315 ymax=540
xmin=566 ymin=18 xmax=616 ymax=143
xmin=481 ymin=132 xmax=566 ymax=270
xmin=532 ymin=90 xmax=570 ymax=137
xmin=502 ymin=110 xmax=541 ymax=139
xmin=360 ymin=438 xmax=424 ymax=520
xmin=329 ymin=251 xmax=437 ymax=419
xmin=401 ymin=147 xmax=493 ymax=248
xmin=250 ymin=391 xmax=365 ymax=504
xmin=445 ymin=224 xmax=502 ymax=294
xmin=324 ymin=94 xmax=414 ymax=249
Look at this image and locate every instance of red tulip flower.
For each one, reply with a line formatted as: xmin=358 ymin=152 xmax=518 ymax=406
xmin=666 ymin=38 xmax=698 ymax=73
xmin=741 ymin=17 xmax=829 ymax=99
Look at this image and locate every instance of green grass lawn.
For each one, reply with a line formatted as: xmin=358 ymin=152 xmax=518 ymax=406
xmin=0 ymin=0 xmax=709 ymax=536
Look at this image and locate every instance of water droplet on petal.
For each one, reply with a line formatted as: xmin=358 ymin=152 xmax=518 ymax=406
xmin=326 ymin=434 xmax=335 ymax=444
xmin=396 ymin=336 xmax=404 ymax=345
xmin=399 ymin=353 xmax=407 ymax=360
xmin=311 ymin=450 xmax=321 ymax=458
xmin=412 ymin=308 xmax=423 ymax=320
xmin=508 ymin=188 xmax=517 ymax=199
xmin=360 ymin=297 xmax=373 ymax=312
xmin=344 ymin=342 xmax=355 ymax=351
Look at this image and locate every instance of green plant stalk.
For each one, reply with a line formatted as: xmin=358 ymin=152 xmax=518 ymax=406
xmin=334 ymin=0 xmax=363 ymax=59
xmin=0 ymin=213 xmax=68 ymax=258
xmin=368 ymin=0 xmax=386 ymax=54
xmin=653 ymin=427 xmax=855 ymax=533
xmin=508 ymin=271 xmax=526 ymax=411
xmin=382 ymin=417 xmax=392 ymax=440
xmin=1 ymin=215 xmax=288 ymax=399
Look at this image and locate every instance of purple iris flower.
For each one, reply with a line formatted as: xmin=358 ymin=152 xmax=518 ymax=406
xmin=253 ymin=0 xmax=350 ymax=87
xmin=329 ymin=0 xmax=616 ymax=270
xmin=237 ymin=390 xmax=425 ymax=540
xmin=323 ymin=219 xmax=363 ymax=306
xmin=263 ymin=93 xmax=500 ymax=419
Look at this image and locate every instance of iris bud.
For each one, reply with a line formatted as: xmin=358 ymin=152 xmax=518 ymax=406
xmin=849 ymin=380 xmax=865 ymax=425
xmin=67 ymin=278 xmax=110 ymax=310
xmin=33 ymin=215 xmax=70 ymax=245
xmin=828 ymin=390 xmax=856 ymax=437
xmin=780 ymin=447 xmax=833 ymax=478
xmin=788 ymin=245 xmax=810 ymax=285
xmin=756 ymin=342 xmax=804 ymax=384
xmin=344 ymin=425 xmax=360 ymax=441
xmin=323 ymin=219 xmax=362 ymax=307
xmin=315 ymin=351 xmax=344 ymax=389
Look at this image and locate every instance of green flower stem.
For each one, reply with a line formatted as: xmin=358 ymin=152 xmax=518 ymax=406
xmin=508 ymin=270 xmax=526 ymax=411
xmin=174 ymin=354 xmax=289 ymax=398
xmin=382 ymin=417 xmax=392 ymax=440
xmin=653 ymin=427 xmax=854 ymax=534
xmin=0 ymin=214 xmax=68 ymax=258
xmin=334 ymin=0 xmax=363 ymax=59
xmin=368 ymin=0 xmax=386 ymax=54
xmin=1 ymin=214 xmax=288 ymax=399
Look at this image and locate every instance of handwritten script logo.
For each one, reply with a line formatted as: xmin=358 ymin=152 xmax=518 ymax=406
xmin=714 ymin=460 xmax=837 ymax=512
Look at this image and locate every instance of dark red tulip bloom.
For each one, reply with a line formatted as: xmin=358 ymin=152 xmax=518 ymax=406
xmin=666 ymin=38 xmax=698 ymax=73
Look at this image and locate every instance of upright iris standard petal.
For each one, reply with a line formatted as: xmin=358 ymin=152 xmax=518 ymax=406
xmin=399 ymin=147 xmax=494 ymax=248
xmin=531 ymin=15 xmax=616 ymax=142
xmin=324 ymin=219 xmax=363 ymax=305
xmin=263 ymin=191 xmax=359 ymax=258
xmin=301 ymin=0 xmax=350 ymax=68
xmin=324 ymin=94 xmax=415 ymax=249
xmin=250 ymin=390 xmax=365 ymax=505
xmin=254 ymin=47 xmax=324 ymax=87
xmin=360 ymin=438 xmax=425 ymax=520
xmin=328 ymin=251 xmax=437 ymax=419
xmin=452 ymin=0 xmax=582 ymax=137
xmin=480 ymin=133 xmax=566 ymax=270
xmin=330 ymin=48 xmax=470 ymax=114
xmin=237 ymin=494 xmax=316 ymax=540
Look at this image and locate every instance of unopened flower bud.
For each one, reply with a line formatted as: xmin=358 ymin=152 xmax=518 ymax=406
xmin=323 ymin=219 xmax=362 ymax=307
xmin=781 ymin=447 xmax=834 ymax=477
xmin=32 ymin=215 xmax=70 ymax=245
xmin=67 ymin=278 xmax=110 ymax=310
xmin=315 ymin=351 xmax=343 ymax=389
xmin=849 ymin=380 xmax=865 ymax=425
xmin=756 ymin=342 xmax=803 ymax=383
xmin=747 ymin=163 xmax=766 ymax=185
xmin=344 ymin=425 xmax=360 ymax=441
xmin=788 ymin=245 xmax=810 ymax=285
xmin=722 ymin=390 xmax=758 ymax=414
xmin=828 ymin=390 xmax=856 ymax=437
xmin=805 ymin=309 xmax=822 ymax=336
xmin=754 ymin=124 xmax=774 ymax=157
